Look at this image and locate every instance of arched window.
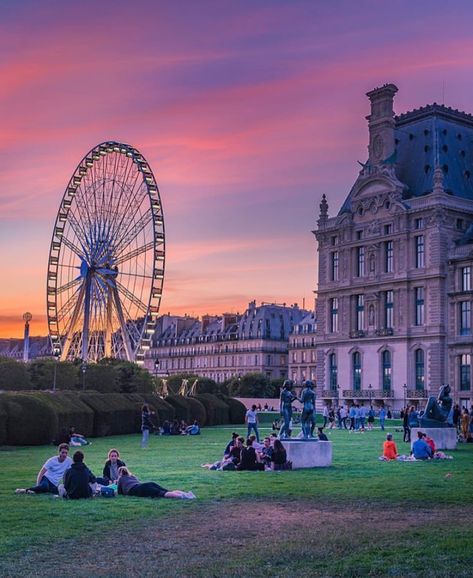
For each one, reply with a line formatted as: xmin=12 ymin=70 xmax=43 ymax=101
xmin=415 ymin=349 xmax=425 ymax=390
xmin=352 ymin=351 xmax=361 ymax=390
xmin=329 ymin=353 xmax=337 ymax=390
xmin=382 ymin=350 xmax=392 ymax=390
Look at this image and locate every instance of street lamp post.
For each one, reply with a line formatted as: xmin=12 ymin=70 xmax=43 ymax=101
xmin=368 ymin=383 xmax=373 ymax=407
xmin=336 ymin=383 xmax=340 ymax=408
xmin=52 ymin=346 xmax=61 ymax=392
xmin=403 ymin=383 xmax=407 ymax=410
xmin=154 ymin=358 xmax=160 ymax=380
xmin=81 ymin=362 xmax=87 ymax=391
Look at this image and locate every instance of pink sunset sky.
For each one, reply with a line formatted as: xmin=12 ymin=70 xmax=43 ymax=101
xmin=1 ymin=0 xmax=473 ymax=338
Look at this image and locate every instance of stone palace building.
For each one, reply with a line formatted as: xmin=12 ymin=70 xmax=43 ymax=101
xmin=314 ymin=84 xmax=473 ymax=410
xmin=144 ymin=301 xmax=309 ymax=382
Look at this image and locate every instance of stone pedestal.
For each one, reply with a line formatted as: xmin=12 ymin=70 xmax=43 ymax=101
xmin=280 ymin=440 xmax=332 ymax=469
xmin=411 ymin=427 xmax=457 ymax=450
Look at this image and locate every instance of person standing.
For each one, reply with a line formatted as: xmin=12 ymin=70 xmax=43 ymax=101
xmin=322 ymin=405 xmax=329 ymax=428
xmin=349 ymin=404 xmax=356 ymax=431
xmin=339 ymin=405 xmax=348 ymax=430
xmin=141 ymin=404 xmax=155 ymax=449
xmin=403 ymin=406 xmax=411 ymax=443
xmin=379 ymin=407 xmax=387 ymax=431
xmin=358 ymin=404 xmax=367 ymax=431
xmin=245 ymin=404 xmax=260 ymax=442
xmin=16 ymin=443 xmax=72 ymax=495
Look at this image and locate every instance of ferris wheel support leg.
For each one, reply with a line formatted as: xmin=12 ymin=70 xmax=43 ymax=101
xmin=60 ymin=282 xmax=86 ymax=362
xmin=104 ymin=287 xmax=113 ymax=358
xmin=112 ymin=286 xmax=134 ymax=361
xmin=81 ymin=272 xmax=93 ymax=363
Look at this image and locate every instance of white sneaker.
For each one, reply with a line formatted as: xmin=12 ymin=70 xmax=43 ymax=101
xmin=183 ymin=491 xmax=196 ymax=500
xmin=15 ymin=488 xmax=26 ymax=494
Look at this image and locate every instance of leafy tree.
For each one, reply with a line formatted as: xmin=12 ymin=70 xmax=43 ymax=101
xmin=227 ymin=372 xmax=273 ymax=398
xmin=28 ymin=359 xmax=77 ymax=390
xmin=83 ymin=363 xmax=118 ymax=393
xmin=113 ymin=361 xmax=154 ymax=393
xmin=0 ymin=357 xmax=31 ymax=390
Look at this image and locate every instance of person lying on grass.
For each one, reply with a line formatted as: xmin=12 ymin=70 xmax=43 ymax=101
xmin=117 ymin=466 xmax=195 ymax=500
xmin=201 ymin=436 xmax=244 ymax=470
xmin=15 ymin=443 xmax=72 ymax=495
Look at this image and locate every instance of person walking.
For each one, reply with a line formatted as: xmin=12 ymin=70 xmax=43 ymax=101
xmin=340 ymin=405 xmax=348 ymax=429
xmin=245 ymin=404 xmax=260 ymax=442
xmin=403 ymin=406 xmax=411 ymax=443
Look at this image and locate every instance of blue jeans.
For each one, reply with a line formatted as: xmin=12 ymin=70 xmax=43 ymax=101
xmin=380 ymin=419 xmax=385 ymax=431
xmin=28 ymin=476 xmax=58 ymax=494
xmin=247 ymin=423 xmax=259 ymax=442
xmin=141 ymin=428 xmax=150 ymax=448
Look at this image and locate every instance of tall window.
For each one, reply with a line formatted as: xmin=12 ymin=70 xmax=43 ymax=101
xmin=415 ymin=235 xmax=425 ymax=268
xmin=329 ymin=353 xmax=337 ymax=390
xmin=382 ymin=350 xmax=392 ymax=390
xmin=352 ymin=352 xmax=361 ymax=390
xmin=357 ymin=246 xmax=365 ymax=277
xmin=385 ymin=240 xmax=394 ymax=273
xmin=330 ymin=298 xmax=339 ymax=333
xmin=415 ymin=349 xmax=425 ymax=390
xmin=415 ymin=287 xmax=425 ymax=326
xmin=355 ymin=295 xmax=364 ymax=331
xmin=331 ymin=251 xmax=339 ymax=281
xmin=460 ymin=354 xmax=471 ymax=391
xmin=462 ymin=266 xmax=471 ymax=291
xmin=460 ymin=301 xmax=471 ymax=335
xmin=385 ymin=290 xmax=394 ymax=329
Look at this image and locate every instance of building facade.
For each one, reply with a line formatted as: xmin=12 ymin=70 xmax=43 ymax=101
xmin=144 ymin=301 xmax=309 ymax=383
xmin=314 ymin=84 xmax=473 ymax=409
xmin=287 ymin=310 xmax=317 ymax=384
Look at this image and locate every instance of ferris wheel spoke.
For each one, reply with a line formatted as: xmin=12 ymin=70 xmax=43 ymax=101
xmin=115 ymin=280 xmax=148 ymax=314
xmin=61 ymin=236 xmax=85 ymax=260
xmin=57 ymin=288 xmax=81 ymax=323
xmin=67 ymin=205 xmax=91 ymax=248
xmin=114 ymin=211 xmax=153 ymax=256
xmin=114 ymin=241 xmax=154 ymax=266
xmin=111 ymin=285 xmax=135 ymax=360
xmin=56 ymin=277 xmax=82 ymax=295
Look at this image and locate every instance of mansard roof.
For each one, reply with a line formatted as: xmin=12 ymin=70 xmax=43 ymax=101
xmin=394 ymin=104 xmax=473 ymax=200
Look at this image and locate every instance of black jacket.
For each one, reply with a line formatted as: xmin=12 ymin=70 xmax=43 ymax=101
xmin=102 ymin=459 xmax=126 ymax=482
xmin=64 ymin=462 xmax=96 ymax=499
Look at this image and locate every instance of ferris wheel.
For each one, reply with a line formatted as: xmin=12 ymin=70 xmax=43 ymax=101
xmin=46 ymin=141 xmax=165 ymax=364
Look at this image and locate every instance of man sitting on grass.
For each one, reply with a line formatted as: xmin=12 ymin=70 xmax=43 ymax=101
xmin=412 ymin=431 xmax=433 ymax=460
xmin=60 ymin=450 xmax=97 ymax=499
xmin=15 ymin=443 xmax=72 ymax=495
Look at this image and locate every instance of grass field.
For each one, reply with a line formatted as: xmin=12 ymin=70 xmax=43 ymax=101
xmin=1 ymin=422 xmax=473 ymax=577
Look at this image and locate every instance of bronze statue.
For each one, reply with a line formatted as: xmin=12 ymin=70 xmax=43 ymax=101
xmin=279 ymin=380 xmax=297 ymax=438
xmin=299 ymin=380 xmax=317 ymax=439
xmin=419 ymin=384 xmax=453 ymax=428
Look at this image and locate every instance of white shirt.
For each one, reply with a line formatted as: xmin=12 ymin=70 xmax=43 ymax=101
xmin=246 ymin=409 xmax=257 ymax=424
xmin=43 ymin=456 xmax=73 ymax=486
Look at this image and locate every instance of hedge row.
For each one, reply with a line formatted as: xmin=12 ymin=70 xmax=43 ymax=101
xmin=0 ymin=391 xmax=246 ymax=446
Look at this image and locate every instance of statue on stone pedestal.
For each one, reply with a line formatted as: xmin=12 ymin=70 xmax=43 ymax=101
xmin=299 ymin=380 xmax=316 ymax=439
xmin=419 ymin=384 xmax=453 ymax=428
xmin=279 ymin=380 xmax=297 ymax=439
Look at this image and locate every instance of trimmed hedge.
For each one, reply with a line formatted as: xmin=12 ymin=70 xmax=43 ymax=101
xmin=219 ymin=395 xmax=246 ymax=424
xmin=165 ymin=395 xmax=191 ymax=423
xmin=0 ymin=397 xmax=8 ymax=445
xmin=78 ymin=393 xmax=136 ymax=437
xmin=186 ymin=396 xmax=207 ymax=426
xmin=2 ymin=392 xmax=58 ymax=445
xmin=194 ymin=394 xmax=230 ymax=426
xmin=33 ymin=392 xmax=94 ymax=443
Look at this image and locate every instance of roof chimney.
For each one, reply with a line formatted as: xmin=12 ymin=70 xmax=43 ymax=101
xmin=366 ymin=83 xmax=398 ymax=165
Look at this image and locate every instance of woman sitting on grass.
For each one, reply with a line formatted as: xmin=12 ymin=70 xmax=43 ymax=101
xmin=380 ymin=433 xmax=398 ymax=460
xmin=96 ymin=448 xmax=126 ymax=486
xmin=237 ymin=438 xmax=265 ymax=471
xmin=271 ymin=439 xmax=292 ymax=470
xmin=117 ymin=467 xmax=195 ymax=500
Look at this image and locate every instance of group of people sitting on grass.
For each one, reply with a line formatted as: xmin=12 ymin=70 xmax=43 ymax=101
xmin=161 ymin=419 xmax=201 ymax=436
xmin=379 ymin=431 xmax=452 ymax=461
xmin=201 ymin=427 xmax=329 ymax=472
xmin=15 ymin=444 xmax=196 ymax=500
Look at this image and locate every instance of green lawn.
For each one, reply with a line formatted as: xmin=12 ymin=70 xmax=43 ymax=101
xmin=1 ymin=423 xmax=473 ymax=577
